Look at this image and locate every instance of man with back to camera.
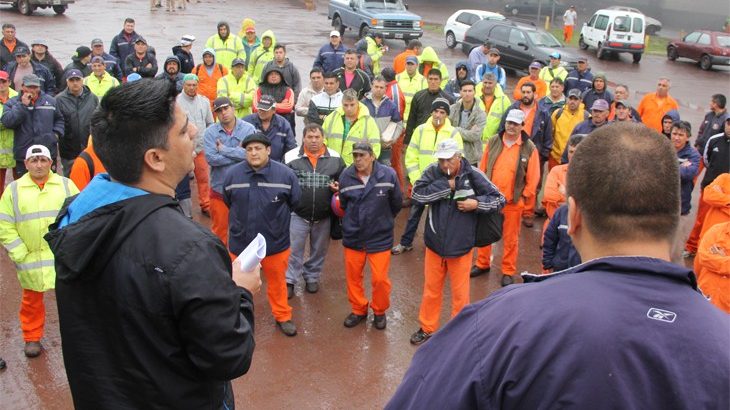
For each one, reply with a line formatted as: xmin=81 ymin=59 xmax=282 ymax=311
xmin=44 ymin=79 xmax=261 ymax=409
xmin=387 ymin=122 xmax=730 ymax=409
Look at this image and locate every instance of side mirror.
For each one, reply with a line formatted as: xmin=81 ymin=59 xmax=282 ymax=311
xmin=518 ymin=42 xmax=528 ymax=49
xmin=349 ymin=0 xmax=356 ymax=9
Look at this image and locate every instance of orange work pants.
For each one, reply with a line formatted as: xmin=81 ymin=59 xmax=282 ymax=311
xmin=391 ymin=131 xmax=408 ymax=198
xmin=210 ymin=193 xmax=229 ymax=248
xmin=418 ymin=248 xmax=471 ymax=333
xmin=344 ymin=248 xmax=392 ymax=315
xmin=685 ymin=190 xmax=710 ymax=253
xmin=523 ymin=156 xmax=546 ymax=218
xmin=262 ymin=249 xmax=293 ymax=322
xmin=193 ymin=152 xmax=210 ymax=212
xmin=563 ymin=25 xmax=574 ymax=42
xmin=20 ymin=289 xmax=45 ymax=342
xmin=548 ymin=156 xmax=560 ymax=171
xmin=476 ymin=202 xmax=524 ymax=275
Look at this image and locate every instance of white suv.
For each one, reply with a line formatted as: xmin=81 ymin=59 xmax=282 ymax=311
xmin=444 ymin=9 xmax=505 ymax=49
xmin=579 ymin=8 xmax=645 ymax=63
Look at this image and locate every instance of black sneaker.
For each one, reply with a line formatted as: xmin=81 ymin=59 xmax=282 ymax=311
xmin=470 ymin=265 xmax=491 ymax=278
xmin=0 ymin=357 xmax=5 ymax=370
xmin=287 ymin=283 xmax=294 ymax=299
xmin=373 ymin=314 xmax=387 ymax=330
xmin=501 ymin=275 xmax=515 ymax=287
xmin=276 ymin=320 xmax=298 ymax=337
xmin=343 ymin=313 xmax=368 ymax=328
xmin=305 ymin=281 xmax=319 ymax=294
xmin=409 ymin=328 xmax=431 ymax=345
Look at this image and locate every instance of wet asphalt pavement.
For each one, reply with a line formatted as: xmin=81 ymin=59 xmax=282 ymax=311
xmin=0 ymin=0 xmax=728 ymax=408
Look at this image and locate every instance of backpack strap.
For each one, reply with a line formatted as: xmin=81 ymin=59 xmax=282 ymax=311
xmin=78 ymin=151 xmax=94 ymax=177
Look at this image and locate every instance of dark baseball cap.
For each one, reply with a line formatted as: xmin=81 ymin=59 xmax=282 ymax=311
xmin=13 ymin=46 xmax=30 ymax=56
xmin=212 ymin=97 xmax=232 ymax=112
xmin=352 ymin=142 xmax=374 ymax=155
xmin=135 ymin=37 xmax=148 ymax=45
xmin=488 ymin=48 xmax=500 ymax=56
xmin=567 ymin=88 xmax=582 ymax=99
xmin=65 ymin=69 xmax=84 ymax=80
xmin=257 ymin=95 xmax=276 ymax=111
xmin=241 ymin=132 xmax=271 ymax=148
xmin=22 ymin=74 xmax=42 ymax=87
xmin=231 ymin=58 xmax=246 ymax=67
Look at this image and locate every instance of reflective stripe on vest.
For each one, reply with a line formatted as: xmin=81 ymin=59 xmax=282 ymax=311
xmin=3 ymin=237 xmax=22 ymax=251
xmin=9 ymin=179 xmax=68 ymax=223
xmin=17 ymin=259 xmax=55 ymax=271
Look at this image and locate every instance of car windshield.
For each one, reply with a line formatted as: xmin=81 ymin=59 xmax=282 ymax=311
xmin=717 ymin=35 xmax=730 ymax=47
xmin=527 ymin=31 xmax=562 ymax=47
xmin=364 ymin=0 xmax=406 ymax=10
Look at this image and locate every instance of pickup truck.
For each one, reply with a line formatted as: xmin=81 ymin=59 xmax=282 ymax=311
xmin=328 ymin=0 xmax=423 ymax=43
xmin=0 ymin=0 xmax=75 ymax=15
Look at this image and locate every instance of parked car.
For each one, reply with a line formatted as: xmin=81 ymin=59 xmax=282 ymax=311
xmin=461 ymin=19 xmax=579 ymax=72
xmin=667 ymin=30 xmax=730 ymax=70
xmin=606 ymin=6 xmax=662 ymax=35
xmin=579 ymin=8 xmax=645 ymax=63
xmin=0 ymin=0 xmax=74 ymax=15
xmin=444 ymin=9 xmax=506 ymax=49
xmin=328 ymin=0 xmax=423 ymax=43
xmin=504 ymin=0 xmax=567 ymax=17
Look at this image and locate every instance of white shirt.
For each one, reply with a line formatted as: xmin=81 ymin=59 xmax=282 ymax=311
xmin=563 ymin=10 xmax=577 ymax=26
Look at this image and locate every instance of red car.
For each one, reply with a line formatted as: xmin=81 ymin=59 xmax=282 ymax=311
xmin=667 ymin=30 xmax=730 ymax=70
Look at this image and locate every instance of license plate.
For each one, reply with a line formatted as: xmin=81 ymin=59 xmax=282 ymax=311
xmin=395 ymin=33 xmax=403 ymax=39
xmin=616 ymin=34 xmax=625 ymax=39
xmin=54 ymin=0 xmax=62 ymax=4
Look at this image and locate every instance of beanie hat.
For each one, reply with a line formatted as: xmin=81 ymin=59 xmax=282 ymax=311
xmin=75 ymin=46 xmax=92 ymax=59
xmin=431 ymin=98 xmax=450 ymax=115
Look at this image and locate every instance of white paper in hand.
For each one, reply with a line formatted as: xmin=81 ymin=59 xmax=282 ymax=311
xmin=235 ymin=233 xmax=267 ymax=272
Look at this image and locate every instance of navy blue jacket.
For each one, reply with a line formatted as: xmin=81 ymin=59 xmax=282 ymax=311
xmin=242 ymin=113 xmax=297 ymax=163
xmin=110 ymin=30 xmax=142 ymax=71
xmin=387 ymin=256 xmax=730 ymax=409
xmin=499 ymin=102 xmax=553 ymax=160
xmin=581 ymin=88 xmax=614 ymax=110
xmin=313 ymin=42 xmax=346 ymax=74
xmin=563 ymin=68 xmax=593 ymax=96
xmin=361 ymin=95 xmax=401 ymax=123
xmin=223 ymin=159 xmax=301 ymax=256
xmin=541 ymin=205 xmax=580 ymax=270
xmin=339 ymin=162 xmax=402 ymax=253
xmin=412 ymin=159 xmax=505 ymax=257
xmin=677 ymin=143 xmax=701 ymax=215
xmin=1 ymin=91 xmax=64 ymax=161
xmin=3 ymin=61 xmax=56 ymax=95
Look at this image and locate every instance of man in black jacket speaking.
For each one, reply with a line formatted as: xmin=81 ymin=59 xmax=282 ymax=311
xmin=45 ymin=79 xmax=261 ymax=409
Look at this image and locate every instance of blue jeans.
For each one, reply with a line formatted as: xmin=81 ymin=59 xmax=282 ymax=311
xmin=286 ymin=213 xmax=331 ymax=285
xmin=399 ymin=203 xmax=424 ymax=247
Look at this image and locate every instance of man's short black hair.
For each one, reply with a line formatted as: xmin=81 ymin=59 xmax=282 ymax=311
xmin=460 ymin=80 xmax=476 ymax=90
xmin=427 ymin=69 xmax=442 ymax=80
xmin=344 ymin=48 xmax=358 ymax=56
xmin=407 ymin=40 xmax=422 ymax=50
xmin=124 ymin=17 xmax=135 ymax=24
xmin=671 ymin=120 xmax=692 ymax=136
xmin=274 ymin=44 xmax=286 ymax=52
xmin=521 ymin=82 xmax=537 ymax=93
xmin=92 ymin=79 xmax=177 ymax=184
xmin=323 ymin=71 xmax=339 ymax=81
xmin=303 ymin=123 xmax=324 ymax=137
xmin=550 ymin=78 xmax=564 ymax=86
xmin=567 ymin=122 xmax=680 ymax=243
xmin=310 ymin=67 xmax=324 ymax=76
xmin=712 ymin=93 xmax=727 ymax=109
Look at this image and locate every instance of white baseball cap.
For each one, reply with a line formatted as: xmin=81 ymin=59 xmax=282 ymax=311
xmin=505 ymin=109 xmax=526 ymax=125
xmin=434 ymin=139 xmax=461 ymax=159
xmin=25 ymin=145 xmax=52 ymax=161
xmin=329 ymin=30 xmax=341 ymax=38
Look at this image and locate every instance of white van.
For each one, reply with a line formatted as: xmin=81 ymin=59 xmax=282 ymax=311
xmin=579 ymin=8 xmax=645 ymax=63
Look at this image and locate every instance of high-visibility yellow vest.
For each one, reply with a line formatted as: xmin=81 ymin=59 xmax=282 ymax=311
xmin=0 ymin=172 xmax=78 ymax=291
xmin=396 ymin=72 xmax=426 ymax=122
xmin=205 ymin=34 xmax=245 ymax=69
xmin=0 ymin=88 xmax=18 ymax=168
xmin=84 ymin=72 xmax=120 ymax=99
xmin=324 ymin=102 xmax=381 ymax=166
xmin=405 ymin=118 xmax=464 ymax=182
xmin=476 ymin=83 xmax=512 ymax=141
xmin=217 ymin=73 xmax=256 ymax=118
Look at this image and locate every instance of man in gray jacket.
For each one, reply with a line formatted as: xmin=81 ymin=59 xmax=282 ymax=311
xmin=449 ymin=80 xmax=486 ymax=165
xmin=263 ymin=45 xmax=301 ymax=100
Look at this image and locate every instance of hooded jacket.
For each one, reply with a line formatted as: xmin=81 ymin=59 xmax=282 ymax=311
xmin=581 ymin=73 xmax=613 ymax=110
xmin=661 ymin=110 xmax=681 ymax=138
xmin=444 ymin=61 xmax=469 ymax=100
xmin=238 ymin=18 xmax=261 ymax=67
xmin=55 ymin=86 xmax=99 ymax=160
xmin=63 ymin=56 xmax=92 ymax=79
xmin=205 ymin=22 xmax=244 ymax=69
xmin=263 ymin=57 xmax=302 ymax=99
xmin=418 ymin=47 xmax=449 ymax=89
xmin=249 ymin=30 xmax=276 ymax=84
xmin=254 ymin=66 xmax=295 ymax=117
xmin=542 ymin=204 xmax=581 ymax=270
xmin=1 ymin=90 xmax=64 ymax=161
xmin=192 ymin=49 xmax=228 ymax=105
xmin=45 ymin=175 xmax=255 ymax=409
xmin=154 ymin=56 xmax=184 ymax=94
xmin=172 ymin=45 xmax=195 ymax=74
xmin=31 ymin=51 xmax=65 ymax=91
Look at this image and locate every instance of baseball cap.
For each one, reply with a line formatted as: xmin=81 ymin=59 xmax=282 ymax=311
xmin=241 ymin=133 xmax=271 ymax=148
xmin=505 ymin=109 xmax=526 ymax=124
xmin=246 ymin=27 xmax=256 ymax=34
xmin=405 ymin=56 xmax=418 ymax=65
xmin=31 ymin=39 xmax=48 ymax=47
xmin=351 ymin=142 xmax=374 ymax=155
xmin=431 ymin=98 xmax=450 ymax=115
xmin=528 ymin=61 xmax=542 ymax=69
xmin=91 ymin=38 xmax=104 ymax=46
xmin=615 ymin=100 xmax=630 ymax=108
xmin=257 ymin=95 xmax=276 ymax=111
xmin=577 ymin=56 xmax=588 ymax=63
xmin=590 ymin=99 xmax=610 ymax=111
xmin=549 ymin=52 xmax=561 ymax=59
xmin=76 ymin=46 xmax=92 ymax=59
xmin=213 ymin=97 xmax=232 ymax=112
xmin=434 ymin=139 xmax=461 ymax=159
xmin=90 ymin=56 xmax=104 ymax=64
xmin=180 ymin=34 xmax=195 ymax=46
xmin=126 ymin=73 xmax=142 ymax=83
xmin=135 ymin=37 xmax=148 ymax=45
xmin=25 ymin=145 xmax=52 ymax=161
xmin=488 ymin=48 xmax=500 ymax=56
xmin=13 ymin=46 xmax=30 ymax=56
xmin=329 ymin=30 xmax=341 ymax=37
xmin=231 ymin=58 xmax=246 ymax=67
xmin=0 ymin=71 xmax=8 ymax=81
xmin=22 ymin=74 xmax=42 ymax=87
xmin=65 ymin=69 xmax=84 ymax=80
xmin=567 ymin=88 xmax=582 ymax=99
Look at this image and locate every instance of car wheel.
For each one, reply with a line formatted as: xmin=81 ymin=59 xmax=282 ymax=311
xmin=359 ymin=24 xmax=370 ymax=39
xmin=17 ymin=0 xmax=33 ymax=15
xmin=52 ymin=5 xmax=66 ymax=14
xmin=632 ymin=53 xmax=642 ymax=64
xmin=445 ymin=31 xmax=457 ymax=49
xmin=578 ymin=36 xmax=589 ymax=50
xmin=700 ymin=54 xmax=712 ymax=70
xmin=597 ymin=42 xmax=606 ymax=59
xmin=332 ymin=15 xmax=345 ymax=36
xmin=667 ymin=46 xmax=678 ymax=61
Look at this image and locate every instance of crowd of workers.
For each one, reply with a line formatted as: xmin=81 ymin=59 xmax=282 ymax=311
xmin=0 ymin=12 xmax=728 ymax=407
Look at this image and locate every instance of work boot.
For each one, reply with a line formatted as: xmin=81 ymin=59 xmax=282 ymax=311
xmin=522 ymin=216 xmax=535 ymax=228
xmin=0 ymin=357 xmax=6 ymax=370
xmin=305 ymin=281 xmax=319 ymax=294
xmin=24 ymin=341 xmax=42 ymax=358
xmin=373 ymin=314 xmax=387 ymax=330
xmin=535 ymin=207 xmax=547 ymax=217
xmin=409 ymin=328 xmax=431 ymax=345
xmin=391 ymin=243 xmax=413 ymax=255
xmin=470 ymin=265 xmax=491 ymax=278
xmin=287 ymin=283 xmax=294 ymax=300
xmin=343 ymin=313 xmax=368 ymax=328
xmin=501 ymin=274 xmax=515 ymax=287
xmin=276 ymin=320 xmax=298 ymax=337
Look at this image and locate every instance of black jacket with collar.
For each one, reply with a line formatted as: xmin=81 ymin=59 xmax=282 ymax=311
xmin=284 ymin=146 xmax=346 ymax=222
